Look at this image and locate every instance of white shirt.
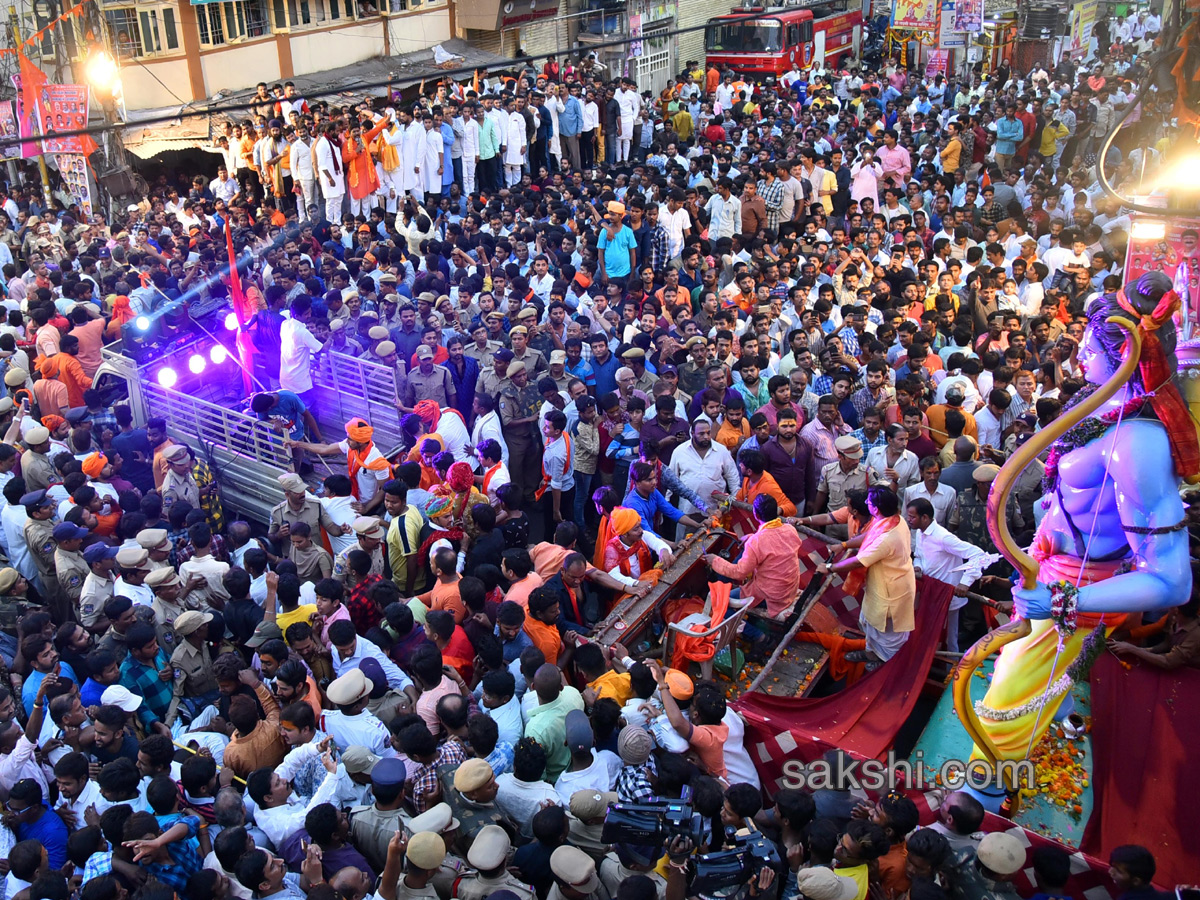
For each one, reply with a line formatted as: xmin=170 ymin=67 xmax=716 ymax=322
xmin=280 ymin=318 xmax=323 ymax=393
xmin=582 ymin=101 xmax=599 ymax=131
xmin=435 ymin=410 xmax=473 ymax=466
xmin=473 ymin=411 xmax=509 ymax=466
xmin=314 ymin=136 xmax=344 ymax=196
xmin=553 ymin=750 xmax=623 ymax=804
xmin=543 ymin=433 xmax=574 ymax=491
xmin=865 ymin=446 xmax=921 ymax=491
xmin=903 ymin=481 xmax=958 ymax=527
xmin=496 ymin=773 xmax=563 ymax=840
xmin=333 ymin=635 xmax=413 ymax=691
xmin=0 ymin=735 xmax=48 ymax=794
xmin=209 ymin=175 xmax=239 ymax=203
xmin=114 ymin=577 xmax=154 ymax=607
xmin=254 ymin=771 xmax=339 ymax=848
xmin=720 ymin=707 xmax=760 ymax=788
xmin=913 ymin=521 xmax=988 ymax=610
xmin=974 ymin=406 xmax=1003 ymax=450
xmin=319 ymin=708 xmax=395 ymax=758
xmin=1 ymin=504 xmax=33 ymax=583
xmin=321 ymin=495 xmax=359 ymax=557
xmin=484 ymin=694 xmax=524 ymax=745
xmin=668 ymin=440 xmax=739 ymax=516
xmin=658 ymin=205 xmax=692 ymax=259
xmin=336 ymin=439 xmax=391 ymax=501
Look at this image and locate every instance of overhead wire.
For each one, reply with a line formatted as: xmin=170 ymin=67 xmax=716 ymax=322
xmin=5 ymin=6 xmax=773 ymax=150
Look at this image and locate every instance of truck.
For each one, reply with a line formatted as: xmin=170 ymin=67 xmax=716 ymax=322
xmin=91 ymin=318 xmax=407 ymax=526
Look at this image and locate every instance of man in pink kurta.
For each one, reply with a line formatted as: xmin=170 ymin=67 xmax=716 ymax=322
xmin=876 ymin=137 xmax=912 ymax=191
xmin=706 ymin=495 xmax=803 ymax=617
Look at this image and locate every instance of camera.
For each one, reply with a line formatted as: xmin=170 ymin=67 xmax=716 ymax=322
xmin=691 ymin=831 xmax=781 ymax=898
xmin=601 ymin=785 xmax=704 ymax=847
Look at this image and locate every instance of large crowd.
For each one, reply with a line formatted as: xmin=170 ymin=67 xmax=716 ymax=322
xmin=0 ymin=8 xmax=1195 ymax=900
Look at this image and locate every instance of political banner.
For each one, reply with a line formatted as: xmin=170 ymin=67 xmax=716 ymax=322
xmin=1124 ymin=216 xmax=1200 ymax=322
xmin=939 ymin=0 xmax=968 ymax=48
xmin=0 ymin=102 xmax=19 ymax=159
xmin=893 ymin=0 xmax=939 ymax=29
xmin=1068 ymin=0 xmax=1098 ymax=58
xmin=952 ymin=0 xmax=982 ymax=31
xmin=11 ymin=75 xmax=42 ymax=159
xmin=34 ymin=83 xmax=89 ymax=155
xmin=57 ymin=153 xmax=93 ymax=218
xmin=926 ymin=49 xmax=950 ymax=76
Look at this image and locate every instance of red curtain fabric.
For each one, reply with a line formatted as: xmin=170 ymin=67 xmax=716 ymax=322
xmin=733 ymin=578 xmax=955 ymax=775
xmin=1082 ymin=652 xmax=1200 ymax=887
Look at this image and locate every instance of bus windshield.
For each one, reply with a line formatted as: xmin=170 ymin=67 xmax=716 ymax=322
xmin=704 ymin=20 xmax=783 ymax=53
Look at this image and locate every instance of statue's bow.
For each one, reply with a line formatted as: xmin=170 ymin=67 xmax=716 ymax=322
xmin=951 ymin=315 xmax=1143 ymax=777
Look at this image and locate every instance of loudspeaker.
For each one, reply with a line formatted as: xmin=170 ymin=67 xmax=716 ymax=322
xmin=98 ymin=165 xmax=138 ymax=196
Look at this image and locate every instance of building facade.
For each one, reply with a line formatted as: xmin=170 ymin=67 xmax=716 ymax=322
xmin=97 ymin=0 xmax=453 ymax=110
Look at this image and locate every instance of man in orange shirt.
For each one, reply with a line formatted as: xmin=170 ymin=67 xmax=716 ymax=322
xmin=148 ymin=417 xmax=177 ymax=491
xmin=501 ymin=548 xmax=544 ymax=611
xmin=38 ymin=334 xmax=90 ymax=408
xmin=524 ymin=585 xmax=567 ymax=667
xmin=648 ymin=661 xmax=729 ymax=779
xmin=417 ymin=547 xmax=465 ymax=623
xmin=67 ymin=305 xmax=107 ymax=379
xmin=924 ymin=388 xmax=977 ymax=450
xmin=735 ymin=447 xmax=796 ymax=516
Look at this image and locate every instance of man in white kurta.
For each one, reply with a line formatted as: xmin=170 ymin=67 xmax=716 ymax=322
xmin=402 ymin=113 xmax=425 ymax=202
xmin=313 ymin=128 xmax=345 ymax=222
xmin=504 ymin=99 xmax=526 ymax=188
xmin=614 ymin=80 xmax=640 ymax=164
xmin=462 ymin=113 xmax=480 ymax=194
xmin=421 ymin=116 xmax=444 ymax=199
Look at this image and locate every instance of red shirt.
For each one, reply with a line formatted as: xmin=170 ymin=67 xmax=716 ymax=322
xmin=442 ymin=625 xmax=475 ymax=682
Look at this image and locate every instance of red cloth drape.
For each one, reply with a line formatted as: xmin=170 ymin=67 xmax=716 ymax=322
xmin=732 ymin=578 xmax=954 ymax=773
xmin=1082 ymin=653 xmax=1200 ymax=887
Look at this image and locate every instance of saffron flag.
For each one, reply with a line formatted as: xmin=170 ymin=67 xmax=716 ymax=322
xmin=225 ymin=220 xmax=256 ymax=392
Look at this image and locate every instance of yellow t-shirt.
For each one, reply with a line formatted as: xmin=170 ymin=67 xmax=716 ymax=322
xmin=589 ymin=670 xmax=633 ymax=705
xmin=278 ymin=604 xmax=317 ymax=639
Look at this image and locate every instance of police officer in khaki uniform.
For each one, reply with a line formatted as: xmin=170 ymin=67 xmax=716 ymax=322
xmin=137 ymin=528 xmax=172 ymax=572
xmin=21 ymin=488 xmax=57 ymax=598
xmin=268 ymin=473 xmax=343 ymax=547
xmin=599 ymin=843 xmax=667 ymax=899
xmin=406 ymin=802 xmax=469 ymax=900
xmin=19 ymin=426 xmax=55 ymax=492
xmin=403 ymin=345 xmax=455 ymax=410
xmin=165 ymin=609 xmax=219 ymax=727
xmin=457 ymin=825 xmax=536 ymax=900
xmin=441 ymin=757 xmax=518 ymax=846
xmin=145 ymin=566 xmax=202 ymax=652
xmin=547 ymin=351 xmax=573 ymax=393
xmin=464 ymin=323 xmax=503 ymax=368
xmin=53 ymin=522 xmax=90 ymax=610
xmin=508 ymin=326 xmax=548 ymax=377
xmin=499 ymin=361 xmax=544 ymax=503
xmin=393 ymin=831 xmax=445 ymax=900
xmin=476 ymin=348 xmax=514 ymax=400
xmin=621 ymin=348 xmax=657 ymax=395
xmin=333 ymin=516 xmax=387 ymax=585
xmin=350 ymin=756 xmax=412 ymax=874
xmin=815 ymin=435 xmax=870 ymax=540
xmin=549 ymin=846 xmax=611 ymax=900
xmin=371 ymin=342 xmax=407 ymax=410
xmin=114 ymin=547 xmax=154 ymax=607
xmin=0 ymin=566 xmax=37 ymax=637
xmin=79 ymin=543 xmax=119 ymax=631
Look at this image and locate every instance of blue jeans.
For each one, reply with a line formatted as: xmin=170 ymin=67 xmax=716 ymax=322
xmin=573 ymin=470 xmax=595 ymax=526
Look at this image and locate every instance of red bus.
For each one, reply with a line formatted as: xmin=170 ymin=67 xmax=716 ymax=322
xmin=704 ymin=0 xmax=863 ymax=80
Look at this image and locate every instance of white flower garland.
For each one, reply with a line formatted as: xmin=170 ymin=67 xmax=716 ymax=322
xmin=974 ymin=672 xmax=1074 ymax=722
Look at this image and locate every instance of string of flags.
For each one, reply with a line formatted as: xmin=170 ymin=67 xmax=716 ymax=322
xmin=0 ymin=0 xmax=90 ymax=56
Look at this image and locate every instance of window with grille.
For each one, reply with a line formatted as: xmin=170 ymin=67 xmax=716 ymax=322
xmin=198 ymin=0 xmax=270 ymax=45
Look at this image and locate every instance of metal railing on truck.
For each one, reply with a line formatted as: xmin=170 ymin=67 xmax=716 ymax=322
xmin=309 ymin=350 xmax=406 ymax=452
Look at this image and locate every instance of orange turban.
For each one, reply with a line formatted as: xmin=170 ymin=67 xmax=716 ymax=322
xmin=414 ymin=400 xmax=441 ymax=426
xmin=42 ymin=415 xmax=65 ymax=433
xmin=345 ymin=417 xmax=374 ymax=443
xmin=81 ymin=453 xmax=107 ymax=479
xmin=610 ymin=507 xmax=642 ymax=536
